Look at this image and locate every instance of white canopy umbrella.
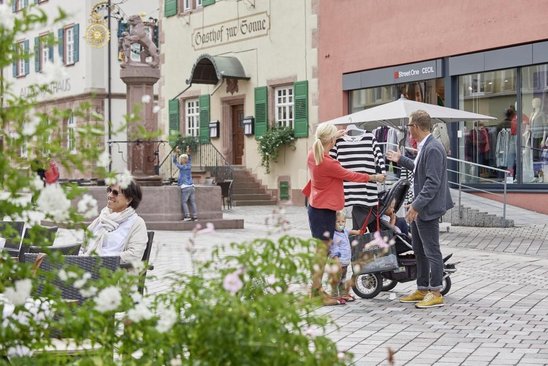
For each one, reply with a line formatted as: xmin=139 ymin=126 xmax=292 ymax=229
xmin=327 ymin=96 xmax=496 ymax=128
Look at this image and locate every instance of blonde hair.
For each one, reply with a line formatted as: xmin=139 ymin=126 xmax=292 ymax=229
xmin=178 ymin=154 xmax=189 ymax=164
xmin=313 ymin=122 xmax=338 ymax=165
xmin=336 ymin=210 xmax=346 ymax=220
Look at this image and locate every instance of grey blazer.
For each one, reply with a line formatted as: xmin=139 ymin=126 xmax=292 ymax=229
xmin=399 ymin=135 xmax=454 ymax=221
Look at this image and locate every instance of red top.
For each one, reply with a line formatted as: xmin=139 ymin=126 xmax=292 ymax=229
xmin=302 ymin=150 xmax=371 ymax=211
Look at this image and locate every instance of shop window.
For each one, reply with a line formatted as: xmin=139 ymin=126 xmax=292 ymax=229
xmin=185 ymin=98 xmax=200 ymax=137
xmin=522 ymin=64 xmax=548 ymax=183
xmin=459 ymin=68 xmax=518 ymax=184
xmin=274 ymin=86 xmax=294 ymax=128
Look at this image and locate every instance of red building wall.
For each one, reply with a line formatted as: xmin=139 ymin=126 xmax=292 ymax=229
xmin=318 ymin=0 xmax=548 ymax=121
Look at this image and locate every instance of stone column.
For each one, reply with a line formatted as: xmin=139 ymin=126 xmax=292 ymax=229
xmin=120 ymin=65 xmax=161 ymax=186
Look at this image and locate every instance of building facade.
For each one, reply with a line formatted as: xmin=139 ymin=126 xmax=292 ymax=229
xmin=160 ymin=0 xmax=317 ymax=203
xmin=318 ymin=0 xmax=548 ymax=191
xmin=4 ymin=0 xmax=158 ymax=179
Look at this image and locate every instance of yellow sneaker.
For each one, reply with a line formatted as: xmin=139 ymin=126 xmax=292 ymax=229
xmin=399 ymin=290 xmax=427 ymax=303
xmin=415 ymin=292 xmax=444 ymax=309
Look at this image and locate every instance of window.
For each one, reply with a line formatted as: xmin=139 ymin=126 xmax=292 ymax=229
xmin=14 ymin=40 xmax=28 ymax=77
xmin=196 ymin=0 xmax=203 ymax=7
xmin=36 ymin=34 xmax=53 ymax=72
xmin=14 ymin=0 xmax=25 ymax=12
xmin=67 ymin=114 xmax=76 ymax=153
xmin=274 ymin=86 xmax=294 ymax=128
xmin=185 ymin=99 xmax=200 ymax=137
xmin=183 ymin=0 xmax=191 ymax=11
xmin=65 ymin=27 xmax=74 ymax=65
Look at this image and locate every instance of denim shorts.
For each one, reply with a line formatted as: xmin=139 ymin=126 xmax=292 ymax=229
xmin=307 ymin=205 xmax=336 ymax=241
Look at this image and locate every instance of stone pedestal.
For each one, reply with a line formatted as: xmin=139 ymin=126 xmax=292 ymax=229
xmin=120 ymin=65 xmax=161 ymax=186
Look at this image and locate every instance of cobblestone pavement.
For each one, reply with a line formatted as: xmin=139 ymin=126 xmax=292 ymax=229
xmin=56 ymin=200 xmax=548 ymax=365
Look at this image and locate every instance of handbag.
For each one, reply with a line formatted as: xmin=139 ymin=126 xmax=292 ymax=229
xmin=350 ymin=207 xmax=399 ymax=274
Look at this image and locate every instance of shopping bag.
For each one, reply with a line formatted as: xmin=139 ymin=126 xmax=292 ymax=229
xmin=350 ymin=230 xmax=398 ymax=272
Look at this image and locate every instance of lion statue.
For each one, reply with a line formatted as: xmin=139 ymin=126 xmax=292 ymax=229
xmin=120 ymin=15 xmax=159 ymax=68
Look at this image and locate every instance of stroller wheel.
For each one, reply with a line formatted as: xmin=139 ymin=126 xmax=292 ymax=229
xmin=440 ymin=276 xmax=452 ymax=296
xmin=381 ymin=277 xmax=398 ymax=292
xmin=352 ymin=273 xmax=383 ymax=299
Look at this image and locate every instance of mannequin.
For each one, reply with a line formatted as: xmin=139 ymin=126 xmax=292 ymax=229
xmin=530 ymin=97 xmax=547 ymax=161
xmin=522 ymin=122 xmax=534 ymax=182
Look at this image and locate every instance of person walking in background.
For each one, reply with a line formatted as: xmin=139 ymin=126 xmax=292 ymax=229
xmin=303 ymin=122 xmax=385 ymax=306
xmin=173 ymin=146 xmax=198 ymax=221
xmin=329 ymin=211 xmax=360 ymax=302
xmin=44 ymin=159 xmax=60 ymax=185
xmin=386 ymin=110 xmax=453 ymax=309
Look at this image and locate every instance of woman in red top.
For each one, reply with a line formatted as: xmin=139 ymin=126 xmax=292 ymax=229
xmin=303 ymin=122 xmax=385 ymax=305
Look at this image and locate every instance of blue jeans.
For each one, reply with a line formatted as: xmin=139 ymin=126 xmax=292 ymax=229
xmin=181 ymin=186 xmax=197 ymax=219
xmin=411 ymin=217 xmax=443 ymax=291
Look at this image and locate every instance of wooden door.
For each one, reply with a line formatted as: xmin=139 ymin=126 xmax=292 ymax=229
xmin=232 ymin=104 xmax=244 ymax=165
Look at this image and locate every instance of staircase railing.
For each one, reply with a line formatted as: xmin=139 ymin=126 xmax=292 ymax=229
xmin=158 ymin=138 xmax=233 ymax=184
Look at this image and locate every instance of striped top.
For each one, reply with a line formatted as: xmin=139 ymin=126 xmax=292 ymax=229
xmin=329 ymin=133 xmax=386 ymax=207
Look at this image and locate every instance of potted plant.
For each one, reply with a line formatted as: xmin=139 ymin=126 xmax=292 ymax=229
xmin=257 ymin=126 xmax=296 ymax=173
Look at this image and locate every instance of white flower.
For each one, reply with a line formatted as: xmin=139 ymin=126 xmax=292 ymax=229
xmin=37 ymin=60 xmax=68 ymax=85
xmin=223 ymin=270 xmax=243 ymax=295
xmin=0 ymin=4 xmax=15 ymax=30
xmin=337 ymin=352 xmax=345 ymax=360
xmin=94 ymin=286 xmax=122 ymax=312
xmin=74 ymin=272 xmax=91 ymax=289
xmin=141 ymin=95 xmax=151 ymax=104
xmin=323 ymin=231 xmax=330 ymax=238
xmin=304 ymin=326 xmax=321 ymax=338
xmin=58 ymin=269 xmax=68 ymax=281
xmin=79 ymin=286 xmax=98 ymax=298
xmin=127 ymin=302 xmax=153 ymax=323
xmin=25 ymin=299 xmax=53 ymax=323
xmin=132 ymin=349 xmax=143 ymax=359
xmin=117 ymin=170 xmax=133 ymax=189
xmin=97 ymin=151 xmax=110 ymax=169
xmin=7 ymin=345 xmax=32 ymax=358
xmin=36 ymin=184 xmax=71 ymax=221
xmin=155 ymin=303 xmax=177 ymax=333
xmin=105 ymin=176 xmax=117 ymax=186
xmin=31 ymin=175 xmax=45 ymax=191
xmin=152 ymin=105 xmax=161 ymax=113
xmin=22 ymin=116 xmax=40 ymax=136
xmin=77 ymin=194 xmax=98 ymax=219
xmin=3 ymin=279 xmax=32 ymax=306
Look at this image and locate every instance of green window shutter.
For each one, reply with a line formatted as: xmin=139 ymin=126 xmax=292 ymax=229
xmin=34 ymin=37 xmax=40 ymax=72
xmin=254 ymin=86 xmax=268 ymax=139
xmin=58 ymin=28 xmax=64 ymax=63
xmin=168 ymin=99 xmax=180 ymax=146
xmin=293 ymin=80 xmax=308 ymax=138
xmin=24 ymin=40 xmax=30 ymax=76
xmin=73 ymin=24 xmax=79 ymax=63
xmin=202 ymin=0 xmax=216 ymax=6
xmin=164 ymin=0 xmax=178 ymax=17
xmin=199 ymin=95 xmax=210 ymax=144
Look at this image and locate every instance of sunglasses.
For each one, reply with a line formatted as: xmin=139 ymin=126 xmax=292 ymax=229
xmin=106 ymin=187 xmax=120 ymax=196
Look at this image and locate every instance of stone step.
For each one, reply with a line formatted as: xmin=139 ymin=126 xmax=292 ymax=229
xmin=145 ymin=218 xmax=244 ymax=231
xmin=233 ymin=193 xmax=275 ymax=201
xmin=233 ymin=199 xmax=277 ymax=206
xmin=442 ymin=205 xmax=514 ymax=228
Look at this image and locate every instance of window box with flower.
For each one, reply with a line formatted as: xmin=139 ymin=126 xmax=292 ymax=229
xmin=257 ymin=126 xmax=296 ymax=173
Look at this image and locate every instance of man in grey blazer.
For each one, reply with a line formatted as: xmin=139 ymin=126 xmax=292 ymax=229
xmin=386 ymin=110 xmax=454 ymax=309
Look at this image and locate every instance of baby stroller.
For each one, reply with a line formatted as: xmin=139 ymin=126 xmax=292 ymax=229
xmin=351 ymin=178 xmax=458 ymax=299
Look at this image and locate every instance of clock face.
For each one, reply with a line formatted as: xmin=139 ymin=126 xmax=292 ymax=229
xmin=86 ymin=23 xmax=110 ymax=47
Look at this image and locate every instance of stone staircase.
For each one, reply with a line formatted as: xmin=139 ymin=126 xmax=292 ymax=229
xmin=231 ymin=166 xmax=277 ymax=206
xmin=442 ymin=205 xmax=514 ymax=228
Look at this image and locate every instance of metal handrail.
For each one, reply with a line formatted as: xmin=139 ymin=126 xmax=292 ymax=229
xmin=447 ymin=156 xmax=508 ymax=223
xmin=158 ymin=138 xmax=234 ymax=184
xmin=380 ymin=141 xmax=509 ymax=224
